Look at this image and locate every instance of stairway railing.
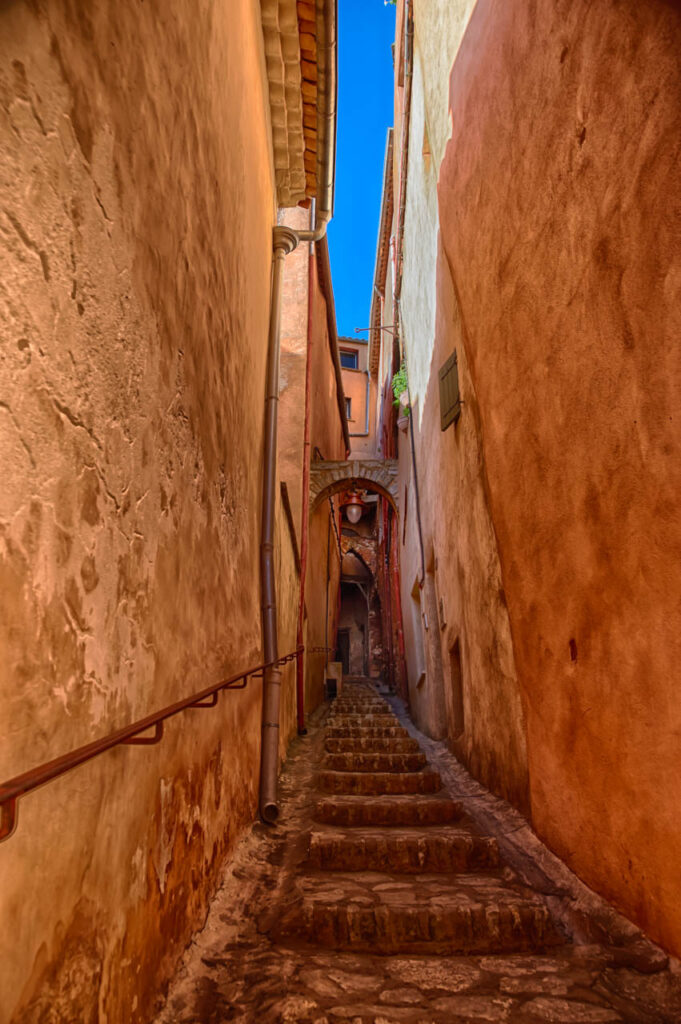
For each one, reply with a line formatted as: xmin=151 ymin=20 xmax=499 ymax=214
xmin=0 ymin=646 xmax=303 ymax=843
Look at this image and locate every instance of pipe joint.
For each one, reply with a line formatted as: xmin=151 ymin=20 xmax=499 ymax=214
xmin=296 ymin=209 xmax=331 ymax=243
xmin=273 ymin=225 xmax=299 ymax=255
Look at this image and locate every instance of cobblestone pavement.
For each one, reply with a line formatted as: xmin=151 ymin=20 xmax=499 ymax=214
xmin=153 ymin=680 xmax=681 ymax=1023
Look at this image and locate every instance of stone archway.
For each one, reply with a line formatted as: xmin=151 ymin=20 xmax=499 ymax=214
xmin=309 ymin=458 xmax=398 ymax=512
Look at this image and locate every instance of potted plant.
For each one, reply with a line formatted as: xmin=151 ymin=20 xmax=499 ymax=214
xmin=392 ymin=362 xmax=410 ymax=432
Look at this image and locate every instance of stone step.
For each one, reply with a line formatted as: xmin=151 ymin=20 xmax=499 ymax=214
xmin=333 ymin=696 xmax=387 ymax=704
xmin=326 ymin=726 xmax=410 ymax=739
xmin=333 ymin=696 xmax=386 ymax=702
xmin=331 ymin=705 xmax=389 ymax=715
xmin=324 ymin=737 xmax=421 ymax=754
xmin=317 ymin=769 xmax=441 ymax=796
xmin=308 ymin=828 xmax=500 ymax=873
xmin=276 ymin=872 xmax=561 ymax=955
xmin=329 ymin=719 xmax=392 ymax=727
xmin=314 ymin=794 xmax=463 ymax=827
xmin=329 ymin=708 xmax=396 ymax=716
xmin=322 ymin=752 xmax=428 ymax=773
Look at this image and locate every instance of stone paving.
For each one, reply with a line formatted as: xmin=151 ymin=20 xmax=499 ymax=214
xmin=153 ymin=680 xmax=681 ymax=1023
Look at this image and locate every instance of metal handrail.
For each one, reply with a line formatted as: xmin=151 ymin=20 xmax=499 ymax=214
xmin=0 ymin=646 xmax=303 ymax=843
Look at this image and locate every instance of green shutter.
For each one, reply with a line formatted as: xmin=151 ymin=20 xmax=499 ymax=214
xmin=438 ymin=350 xmax=461 ymax=431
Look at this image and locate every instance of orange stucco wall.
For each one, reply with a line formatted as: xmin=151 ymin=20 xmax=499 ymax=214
xmin=339 ymin=338 xmax=377 ymax=457
xmin=0 ymin=1 xmax=301 ymax=1019
xmin=438 ymin=0 xmax=681 ymax=954
xmin=308 ymin=263 xmax=346 ymax=466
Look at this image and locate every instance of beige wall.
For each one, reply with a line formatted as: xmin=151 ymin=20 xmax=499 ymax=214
xmin=0 ymin=1 xmax=301 ymax=1020
xmin=400 ymin=0 xmax=476 ymax=423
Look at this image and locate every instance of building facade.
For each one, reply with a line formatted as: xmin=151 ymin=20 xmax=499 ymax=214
xmin=373 ymin=0 xmax=681 ymax=959
xmin=338 ymin=336 xmax=377 ymax=457
xmin=0 ymin=1 xmax=346 ymax=1019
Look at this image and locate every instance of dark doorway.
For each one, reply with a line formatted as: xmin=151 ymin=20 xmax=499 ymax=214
xmin=449 ymin=638 xmax=465 ymax=738
xmin=337 ymin=629 xmax=350 ymax=675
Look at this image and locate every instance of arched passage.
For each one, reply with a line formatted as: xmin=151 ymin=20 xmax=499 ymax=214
xmin=309 ymin=458 xmax=399 ymax=513
xmin=306 ymin=457 xmax=406 ymax=692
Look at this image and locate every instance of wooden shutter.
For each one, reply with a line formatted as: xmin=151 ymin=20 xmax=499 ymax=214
xmin=438 ymin=350 xmax=461 ymax=431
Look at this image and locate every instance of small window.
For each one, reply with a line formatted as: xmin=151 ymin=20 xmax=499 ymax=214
xmin=345 ymin=397 xmax=352 ymax=419
xmin=340 ymin=349 xmax=358 ymax=370
xmin=439 ymin=350 xmax=461 ymax=430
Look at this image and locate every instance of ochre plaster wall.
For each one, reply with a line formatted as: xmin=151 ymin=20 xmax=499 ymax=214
xmin=342 ymin=368 xmax=369 ymax=435
xmin=339 ymin=339 xmax=375 ymax=456
xmin=308 ymin=263 xmax=346 ymax=465
xmin=438 ymin=0 xmax=681 ymax=954
xmin=0 ymin=1 xmax=299 ymax=1019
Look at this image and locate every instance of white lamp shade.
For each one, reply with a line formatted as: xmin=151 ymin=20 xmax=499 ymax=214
xmin=346 ymin=503 xmax=362 ymax=524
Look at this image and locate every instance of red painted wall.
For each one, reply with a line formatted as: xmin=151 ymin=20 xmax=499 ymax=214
xmin=438 ymin=0 xmax=681 ymax=954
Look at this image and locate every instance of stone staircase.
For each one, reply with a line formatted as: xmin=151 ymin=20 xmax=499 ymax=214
xmin=156 ymin=675 xmax=681 ymax=1023
xmin=275 ymin=679 xmax=561 ymax=957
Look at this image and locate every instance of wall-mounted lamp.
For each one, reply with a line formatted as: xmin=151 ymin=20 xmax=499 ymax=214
xmin=343 ymin=490 xmax=366 ymax=524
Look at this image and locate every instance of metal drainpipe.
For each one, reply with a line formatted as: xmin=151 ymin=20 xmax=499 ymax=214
xmin=259 ymin=224 xmax=298 ymax=823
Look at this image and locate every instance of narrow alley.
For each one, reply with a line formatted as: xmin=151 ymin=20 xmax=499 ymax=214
xmin=155 ymin=680 xmax=679 ymax=1023
xmin=2 ymin=0 xmax=681 ymax=1021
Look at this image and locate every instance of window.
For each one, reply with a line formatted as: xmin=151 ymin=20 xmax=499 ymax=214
xmin=345 ymin=397 xmax=352 ymax=420
xmin=340 ymin=349 xmax=358 ymax=370
xmin=438 ymin=350 xmax=461 ymax=430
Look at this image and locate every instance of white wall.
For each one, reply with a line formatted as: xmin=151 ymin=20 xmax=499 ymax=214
xmin=401 ymin=0 xmax=477 ymax=425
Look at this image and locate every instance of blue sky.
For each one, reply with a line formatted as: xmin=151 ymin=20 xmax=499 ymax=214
xmin=328 ymin=0 xmax=396 ymax=339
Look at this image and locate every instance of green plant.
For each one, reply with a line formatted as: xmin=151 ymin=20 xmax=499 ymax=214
xmin=391 ymin=362 xmax=410 ymax=414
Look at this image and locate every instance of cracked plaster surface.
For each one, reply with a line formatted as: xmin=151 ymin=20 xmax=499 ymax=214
xmin=0 ymin=3 xmax=299 ymax=1021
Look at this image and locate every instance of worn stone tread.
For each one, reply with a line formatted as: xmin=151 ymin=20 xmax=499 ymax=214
xmin=314 ymin=793 xmax=464 ymax=826
xmin=322 ymin=751 xmax=428 ymax=773
xmin=326 ymin=725 xmax=410 ymax=738
xmin=324 ymin=736 xmax=422 ymax=754
xmin=329 ymin=714 xmax=400 ymax=726
xmin=278 ymin=871 xmax=561 ymax=954
xmin=308 ymin=827 xmax=500 ymax=872
xmin=317 ymin=768 xmax=442 ymax=795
